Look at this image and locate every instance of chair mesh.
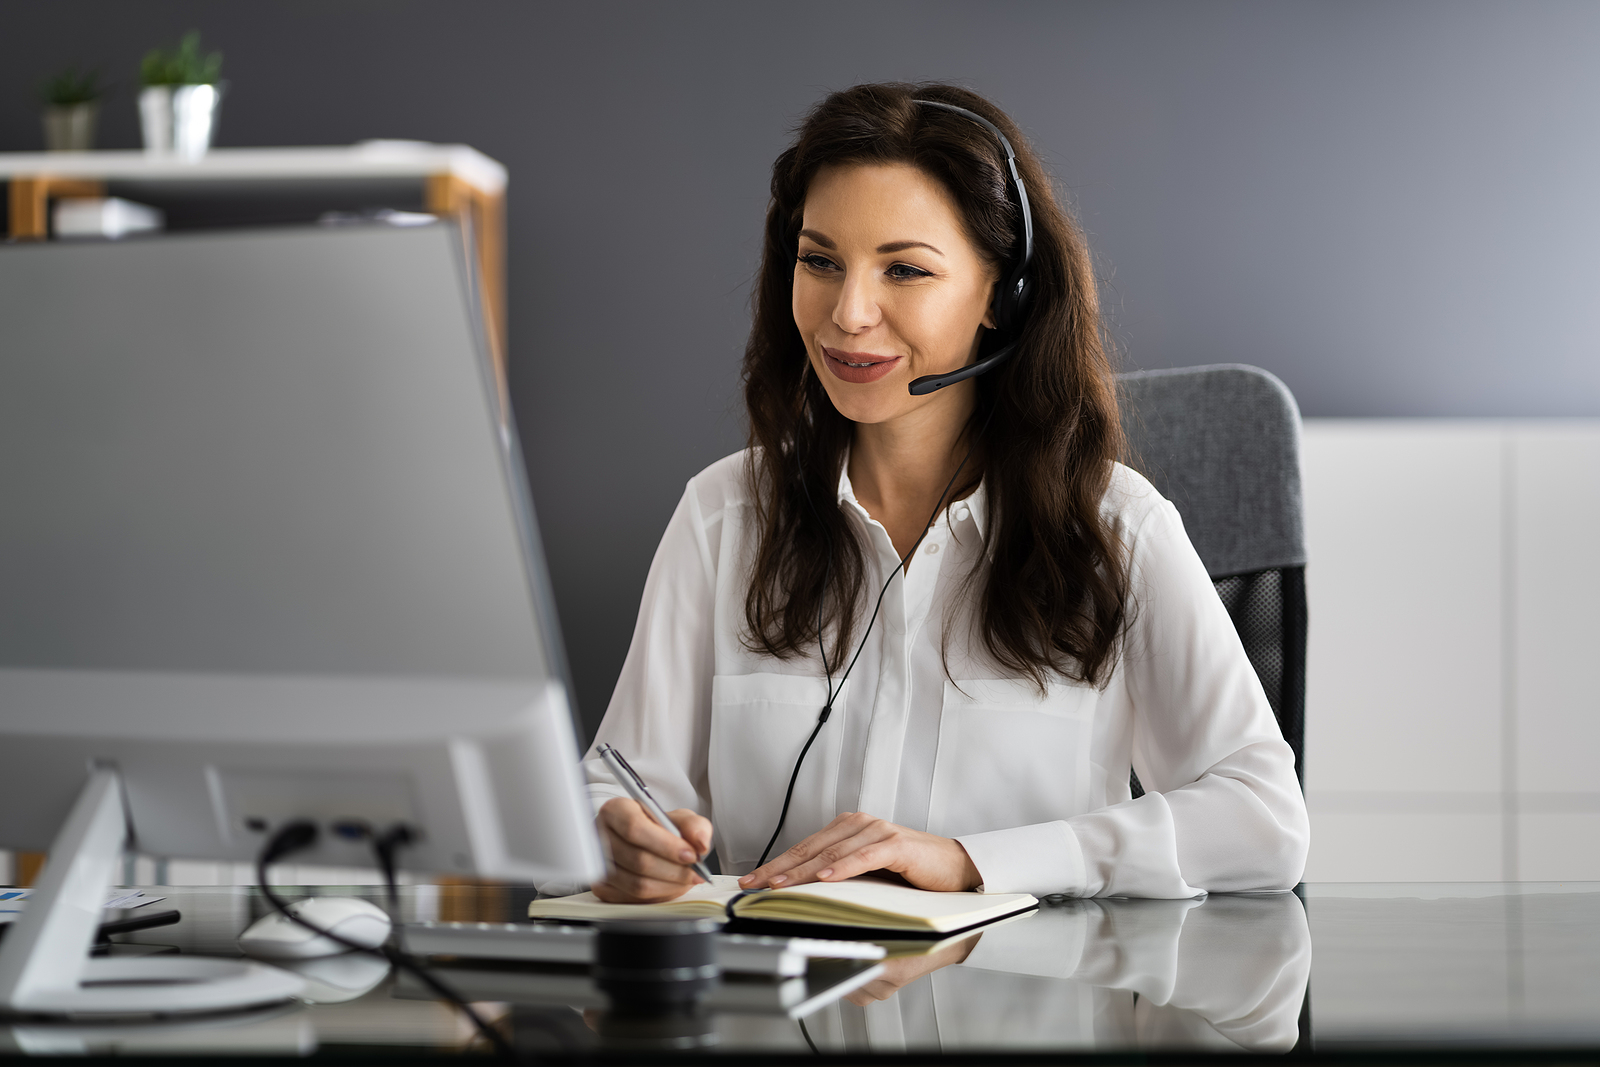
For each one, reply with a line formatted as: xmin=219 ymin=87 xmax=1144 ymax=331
xmin=1130 ymin=565 xmax=1306 ymax=798
xmin=1216 ymin=570 xmax=1287 ymax=720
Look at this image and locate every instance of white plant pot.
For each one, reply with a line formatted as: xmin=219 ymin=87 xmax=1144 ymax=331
xmin=42 ymin=102 xmax=99 ymax=152
xmin=139 ymin=84 xmax=222 ymax=160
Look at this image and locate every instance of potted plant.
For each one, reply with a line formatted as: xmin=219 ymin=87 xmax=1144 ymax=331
xmin=40 ymin=67 xmax=102 ymax=152
xmin=139 ymin=31 xmax=224 ymax=159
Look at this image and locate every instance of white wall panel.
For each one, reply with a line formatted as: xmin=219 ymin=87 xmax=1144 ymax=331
xmin=1518 ymin=813 xmax=1600 ymax=881
xmin=1301 ymin=421 xmax=1504 ymax=796
xmin=1305 ymin=812 xmax=1504 ymax=882
xmin=1512 ymin=425 xmax=1600 ymax=794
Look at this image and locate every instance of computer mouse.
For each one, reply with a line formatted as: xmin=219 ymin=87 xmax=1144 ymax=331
xmin=277 ymin=952 xmax=393 ymax=1003
xmin=238 ymin=897 xmax=392 ymax=960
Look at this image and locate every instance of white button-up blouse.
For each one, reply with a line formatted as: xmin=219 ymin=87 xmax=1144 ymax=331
xmin=581 ymin=451 xmax=1309 ymax=897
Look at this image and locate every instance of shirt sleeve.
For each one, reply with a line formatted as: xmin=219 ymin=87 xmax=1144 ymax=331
xmin=959 ymin=896 xmax=1310 ymax=1052
xmin=580 ymin=480 xmax=719 ymax=822
xmin=958 ymin=495 xmax=1310 ymax=897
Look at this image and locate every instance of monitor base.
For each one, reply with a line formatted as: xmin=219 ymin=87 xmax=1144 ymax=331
xmin=0 ymin=768 xmax=305 ymax=1016
xmin=10 ymin=957 xmax=305 ymax=1017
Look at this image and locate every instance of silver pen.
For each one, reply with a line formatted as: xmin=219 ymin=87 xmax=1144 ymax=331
xmin=597 ymin=743 xmax=715 ymax=885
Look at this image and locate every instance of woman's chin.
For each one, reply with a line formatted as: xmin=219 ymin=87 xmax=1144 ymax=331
xmin=822 ymin=381 xmax=972 ymax=429
xmin=824 ymin=391 xmax=909 ymax=426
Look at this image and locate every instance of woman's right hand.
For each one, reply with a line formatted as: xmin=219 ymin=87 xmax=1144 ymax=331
xmin=592 ymin=797 xmax=715 ymax=903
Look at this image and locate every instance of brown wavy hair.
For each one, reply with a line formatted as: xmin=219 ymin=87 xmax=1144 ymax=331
xmin=742 ymin=82 xmax=1129 ymax=688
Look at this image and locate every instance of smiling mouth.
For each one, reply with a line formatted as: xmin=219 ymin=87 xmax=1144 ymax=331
xmin=820 ymin=346 xmax=902 ymax=385
xmin=823 ymin=347 xmax=898 ymax=367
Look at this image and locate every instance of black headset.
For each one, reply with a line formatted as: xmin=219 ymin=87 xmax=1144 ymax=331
xmin=752 ymin=99 xmax=1038 ymax=870
xmin=905 ymin=99 xmax=1036 ymax=396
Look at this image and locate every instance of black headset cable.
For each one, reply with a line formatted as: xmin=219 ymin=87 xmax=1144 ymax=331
xmin=756 ymin=425 xmax=985 ymax=868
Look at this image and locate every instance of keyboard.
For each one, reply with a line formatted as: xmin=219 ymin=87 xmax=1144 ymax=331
xmin=401 ymin=921 xmax=885 ymax=977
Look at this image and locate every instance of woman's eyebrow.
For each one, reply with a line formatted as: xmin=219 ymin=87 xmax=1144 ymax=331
xmin=877 ymin=240 xmax=944 ymax=256
xmin=796 ymin=231 xmax=944 ymax=257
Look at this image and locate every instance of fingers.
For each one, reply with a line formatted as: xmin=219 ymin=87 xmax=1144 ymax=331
xmin=739 ymin=811 xmax=864 ymax=888
xmin=596 ymin=797 xmax=713 ymax=902
xmin=607 ymin=833 xmax=698 ymax=885
xmin=668 ymin=808 xmax=714 ymax=861
xmin=738 ymin=812 xmax=982 ymax=892
xmin=598 ymin=797 xmax=696 ymax=865
xmin=844 ymin=936 xmax=981 ymax=1004
xmin=592 ymin=868 xmax=693 ymax=903
xmin=847 ymin=978 xmax=902 ymax=1006
xmin=771 ymin=824 xmax=890 ymax=886
xmin=593 ymin=856 xmax=698 ymax=902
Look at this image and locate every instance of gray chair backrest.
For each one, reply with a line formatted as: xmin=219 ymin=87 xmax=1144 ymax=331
xmin=1116 ymin=364 xmax=1307 ymax=789
xmin=1117 ymin=364 xmax=1305 ymax=578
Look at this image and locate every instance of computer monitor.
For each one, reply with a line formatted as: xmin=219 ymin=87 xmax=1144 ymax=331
xmin=0 ymin=223 xmax=604 ymax=1015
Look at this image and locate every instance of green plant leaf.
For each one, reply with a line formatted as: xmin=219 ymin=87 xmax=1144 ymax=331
xmin=141 ymin=30 xmax=223 ymax=85
xmin=41 ymin=67 xmax=102 ymax=106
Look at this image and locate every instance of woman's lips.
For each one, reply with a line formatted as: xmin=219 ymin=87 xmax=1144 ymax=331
xmin=822 ymin=346 xmax=902 ymax=384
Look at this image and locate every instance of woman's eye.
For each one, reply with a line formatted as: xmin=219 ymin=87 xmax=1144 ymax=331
xmin=886 ymin=263 xmax=932 ymax=280
xmin=798 ymin=253 xmax=838 ymax=272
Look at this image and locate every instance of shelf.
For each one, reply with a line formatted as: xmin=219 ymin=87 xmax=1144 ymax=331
xmin=0 ymin=141 xmax=505 ymax=192
xmin=1 ymin=142 xmax=508 ymax=377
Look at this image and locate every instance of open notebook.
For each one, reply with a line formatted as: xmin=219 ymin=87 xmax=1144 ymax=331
xmin=527 ymin=875 xmax=1037 ymax=935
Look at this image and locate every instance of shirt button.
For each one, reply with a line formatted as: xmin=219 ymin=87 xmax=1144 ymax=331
xmin=954 ymin=506 xmax=970 ymax=522
xmin=925 ymin=542 xmax=940 ymax=556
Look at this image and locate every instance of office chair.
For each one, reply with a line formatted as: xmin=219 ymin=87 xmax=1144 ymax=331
xmin=1117 ymin=364 xmax=1307 ymax=792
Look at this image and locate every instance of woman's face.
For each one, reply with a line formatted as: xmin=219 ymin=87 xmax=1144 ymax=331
xmin=793 ymin=162 xmax=996 ymax=428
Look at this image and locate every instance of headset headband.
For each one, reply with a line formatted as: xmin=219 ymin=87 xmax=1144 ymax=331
xmin=904 ymin=99 xmax=1036 ymax=395
xmin=910 ymin=99 xmax=1035 ymax=287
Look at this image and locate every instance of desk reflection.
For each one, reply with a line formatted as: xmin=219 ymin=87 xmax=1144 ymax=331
xmin=720 ymin=893 xmax=1311 ymax=1053
xmin=0 ymin=887 xmax=1310 ymax=1057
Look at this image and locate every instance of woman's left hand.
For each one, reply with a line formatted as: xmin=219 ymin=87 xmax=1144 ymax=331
xmin=737 ymin=811 xmax=982 ymax=892
xmin=845 ymin=933 xmax=981 ymax=1006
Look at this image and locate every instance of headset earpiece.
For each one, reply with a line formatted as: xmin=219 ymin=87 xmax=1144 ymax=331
xmin=906 ymin=99 xmax=1036 ymax=396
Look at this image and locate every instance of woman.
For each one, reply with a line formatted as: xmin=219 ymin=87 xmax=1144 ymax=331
xmin=583 ymin=82 xmax=1308 ymax=903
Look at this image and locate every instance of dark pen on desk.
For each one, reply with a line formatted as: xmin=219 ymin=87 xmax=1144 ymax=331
xmin=597 ymin=743 xmax=716 ymax=885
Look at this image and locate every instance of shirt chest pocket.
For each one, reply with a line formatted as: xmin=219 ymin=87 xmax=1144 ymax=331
xmin=709 ymin=672 xmax=848 ymax=868
xmin=927 ymin=678 xmax=1098 ymax=840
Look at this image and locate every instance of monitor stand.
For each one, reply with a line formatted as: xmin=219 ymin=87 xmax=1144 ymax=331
xmin=0 ymin=767 xmax=305 ymax=1015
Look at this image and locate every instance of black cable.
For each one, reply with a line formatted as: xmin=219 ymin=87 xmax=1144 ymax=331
xmin=757 ymin=426 xmax=985 ymax=867
xmin=759 ymin=444 xmax=840 ymax=869
xmin=255 ymin=821 xmax=522 ymax=1064
xmin=372 ymin=824 xmax=414 ymax=918
xmin=755 ymin=712 xmax=832 ymax=867
xmin=798 ymin=1014 xmax=822 ymax=1054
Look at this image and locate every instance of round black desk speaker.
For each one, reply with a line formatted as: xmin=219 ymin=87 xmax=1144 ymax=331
xmin=595 ymin=1004 xmax=718 ymax=1052
xmin=592 ymin=918 xmax=721 ymax=1007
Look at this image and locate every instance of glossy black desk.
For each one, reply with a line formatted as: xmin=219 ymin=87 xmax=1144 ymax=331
xmin=1 ymin=882 xmax=1596 ymax=1061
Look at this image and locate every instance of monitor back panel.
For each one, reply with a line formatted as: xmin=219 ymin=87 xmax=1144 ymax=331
xmin=0 ymin=224 xmax=556 ymax=682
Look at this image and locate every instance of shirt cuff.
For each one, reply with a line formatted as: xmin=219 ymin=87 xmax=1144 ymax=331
xmin=956 ymin=820 xmax=1086 ymax=896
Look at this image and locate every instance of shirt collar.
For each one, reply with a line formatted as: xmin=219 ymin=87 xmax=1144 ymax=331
xmin=834 ymin=454 xmax=988 ymax=538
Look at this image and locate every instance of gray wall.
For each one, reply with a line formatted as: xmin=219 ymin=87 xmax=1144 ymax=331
xmin=5 ymin=1 xmax=1598 ymax=737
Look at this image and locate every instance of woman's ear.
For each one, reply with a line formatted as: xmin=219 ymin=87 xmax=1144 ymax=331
xmin=980 ymin=272 xmax=999 ymax=330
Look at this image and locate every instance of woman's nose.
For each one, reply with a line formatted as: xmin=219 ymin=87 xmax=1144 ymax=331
xmin=832 ymin=271 xmax=881 ymax=334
